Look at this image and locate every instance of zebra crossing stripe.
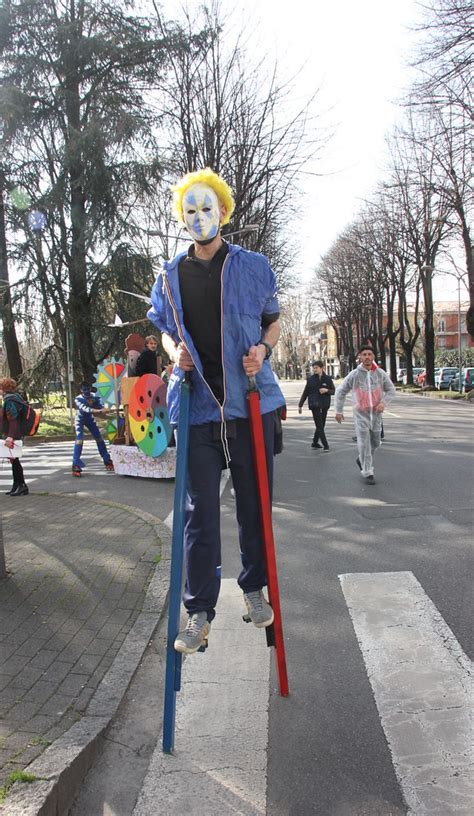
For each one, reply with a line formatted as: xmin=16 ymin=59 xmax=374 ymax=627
xmin=0 ymin=440 xmax=112 ymax=485
xmin=339 ymin=571 xmax=473 ymax=815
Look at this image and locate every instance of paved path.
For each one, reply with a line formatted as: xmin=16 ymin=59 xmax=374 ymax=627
xmin=0 ymin=493 xmax=161 ymax=793
xmin=133 ymin=580 xmax=271 ymax=816
xmin=1 ymin=388 xmax=472 ymax=814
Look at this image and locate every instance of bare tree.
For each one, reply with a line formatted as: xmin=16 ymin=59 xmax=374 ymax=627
xmin=387 ymin=116 xmax=452 ymax=387
xmin=152 ymin=1 xmax=325 ymax=292
xmin=409 ymin=0 xmax=473 ymax=335
xmin=314 ymin=214 xmax=391 ymax=372
xmin=410 ymin=0 xmax=472 ymax=117
xmin=278 ymin=292 xmax=308 ymax=378
xmin=1 ymin=0 xmax=171 ymax=385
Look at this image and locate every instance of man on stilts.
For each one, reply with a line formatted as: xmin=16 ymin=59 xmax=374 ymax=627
xmin=148 ymin=168 xmax=285 ymax=654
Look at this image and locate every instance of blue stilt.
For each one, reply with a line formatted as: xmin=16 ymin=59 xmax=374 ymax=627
xmin=162 ymin=375 xmax=191 ymax=753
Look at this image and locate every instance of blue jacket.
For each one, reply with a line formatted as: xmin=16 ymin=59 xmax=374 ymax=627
xmin=148 ymin=243 xmax=285 ymax=426
xmin=75 ymin=394 xmax=104 ymax=418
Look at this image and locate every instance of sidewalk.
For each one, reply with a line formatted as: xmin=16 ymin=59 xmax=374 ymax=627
xmin=0 ymin=492 xmax=170 ymax=814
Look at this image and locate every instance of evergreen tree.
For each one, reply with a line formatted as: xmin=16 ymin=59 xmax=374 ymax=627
xmin=0 ymin=0 xmax=172 ymax=383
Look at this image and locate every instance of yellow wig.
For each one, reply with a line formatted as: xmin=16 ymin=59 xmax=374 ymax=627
xmin=172 ymin=168 xmax=235 ymax=226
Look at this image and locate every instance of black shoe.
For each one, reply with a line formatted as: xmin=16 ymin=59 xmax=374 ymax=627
xmin=311 ymin=442 xmax=323 ymax=449
xmin=352 ymin=436 xmax=357 ymax=442
xmin=323 ymin=446 xmax=329 ymax=452
xmin=10 ymin=483 xmax=29 ymax=496
xmin=5 ymin=484 xmax=18 ymax=495
xmin=356 ymin=457 xmax=362 ymax=471
xmin=365 ymin=475 xmax=376 ymax=485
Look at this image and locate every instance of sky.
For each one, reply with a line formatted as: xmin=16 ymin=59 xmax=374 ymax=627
xmin=160 ymin=0 xmax=464 ymax=301
xmin=236 ymin=0 xmax=421 ymax=268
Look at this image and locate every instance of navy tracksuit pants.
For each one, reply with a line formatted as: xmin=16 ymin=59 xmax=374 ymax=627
xmin=73 ymin=415 xmax=111 ymax=468
xmin=183 ymin=412 xmax=275 ymax=622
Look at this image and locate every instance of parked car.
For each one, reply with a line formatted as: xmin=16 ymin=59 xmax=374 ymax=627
xmin=402 ymin=367 xmax=424 ymax=385
xmin=449 ymin=367 xmax=474 ymax=393
xmin=396 ymin=367 xmax=406 ymax=383
xmin=435 ymin=367 xmax=458 ymax=390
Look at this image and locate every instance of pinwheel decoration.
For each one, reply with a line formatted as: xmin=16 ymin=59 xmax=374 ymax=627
xmin=129 ymin=373 xmax=172 ymax=457
xmin=93 ymin=357 xmax=125 ymax=406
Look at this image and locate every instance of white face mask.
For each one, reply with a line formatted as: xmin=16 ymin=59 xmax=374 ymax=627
xmin=182 ymin=183 xmax=221 ymax=243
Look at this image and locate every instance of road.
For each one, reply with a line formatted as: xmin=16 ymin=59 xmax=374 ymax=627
xmin=20 ymin=384 xmax=473 ymax=815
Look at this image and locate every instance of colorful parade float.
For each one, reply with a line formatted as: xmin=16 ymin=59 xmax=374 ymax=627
xmin=93 ymin=335 xmax=176 ymax=478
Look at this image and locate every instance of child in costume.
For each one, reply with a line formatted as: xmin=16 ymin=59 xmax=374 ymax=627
xmin=0 ymin=376 xmax=29 ymax=496
xmin=72 ymin=382 xmax=114 ymax=476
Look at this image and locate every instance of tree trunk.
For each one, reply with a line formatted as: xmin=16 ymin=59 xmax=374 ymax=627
xmin=388 ymin=334 xmax=398 ymax=382
xmin=384 ymin=287 xmax=399 ymax=382
xmin=421 ymin=270 xmax=436 ymax=387
xmin=397 ymin=287 xmax=420 ymax=385
xmin=0 ymin=176 xmax=23 ymax=380
xmin=65 ymin=69 xmax=96 ymax=384
xmin=400 ymin=341 xmax=415 ymax=383
xmin=457 ymin=204 xmax=474 ymax=339
xmin=377 ymin=304 xmax=386 ymax=370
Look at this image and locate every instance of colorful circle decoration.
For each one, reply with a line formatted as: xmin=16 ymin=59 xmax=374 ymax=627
xmin=93 ymin=357 xmax=125 ymax=406
xmin=10 ymin=187 xmax=32 ymax=211
xmin=129 ymin=373 xmax=171 ymax=458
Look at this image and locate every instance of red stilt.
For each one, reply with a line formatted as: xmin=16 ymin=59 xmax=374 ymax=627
xmin=247 ymin=383 xmax=289 ymax=696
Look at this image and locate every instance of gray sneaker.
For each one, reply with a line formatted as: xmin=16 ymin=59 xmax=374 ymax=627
xmin=243 ymin=590 xmax=274 ymax=628
xmin=174 ymin=612 xmax=210 ymax=654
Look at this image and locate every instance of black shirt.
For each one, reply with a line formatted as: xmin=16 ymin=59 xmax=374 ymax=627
xmin=178 ymin=241 xmax=280 ymax=403
xmin=136 ymin=348 xmax=158 ymax=376
xmin=178 ymin=242 xmax=228 ymax=402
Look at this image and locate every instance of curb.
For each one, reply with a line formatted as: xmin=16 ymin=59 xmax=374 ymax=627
xmin=24 ymin=435 xmax=76 ymax=446
xmin=3 ymin=494 xmax=172 ymax=816
xmin=396 ymin=389 xmax=473 ymax=402
xmin=414 ymin=391 xmax=473 ymax=401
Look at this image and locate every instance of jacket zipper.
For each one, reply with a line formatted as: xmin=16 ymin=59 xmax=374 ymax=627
xmin=218 ymin=252 xmax=230 ymax=420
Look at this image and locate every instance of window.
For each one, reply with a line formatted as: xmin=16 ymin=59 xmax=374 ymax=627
xmin=438 ymin=319 xmax=446 ymax=332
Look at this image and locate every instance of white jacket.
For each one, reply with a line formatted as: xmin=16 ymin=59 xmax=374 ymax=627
xmin=335 ymin=364 xmax=396 ymax=423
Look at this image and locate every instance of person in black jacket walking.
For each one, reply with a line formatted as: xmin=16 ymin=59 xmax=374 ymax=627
xmin=298 ymin=361 xmax=335 ymax=451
